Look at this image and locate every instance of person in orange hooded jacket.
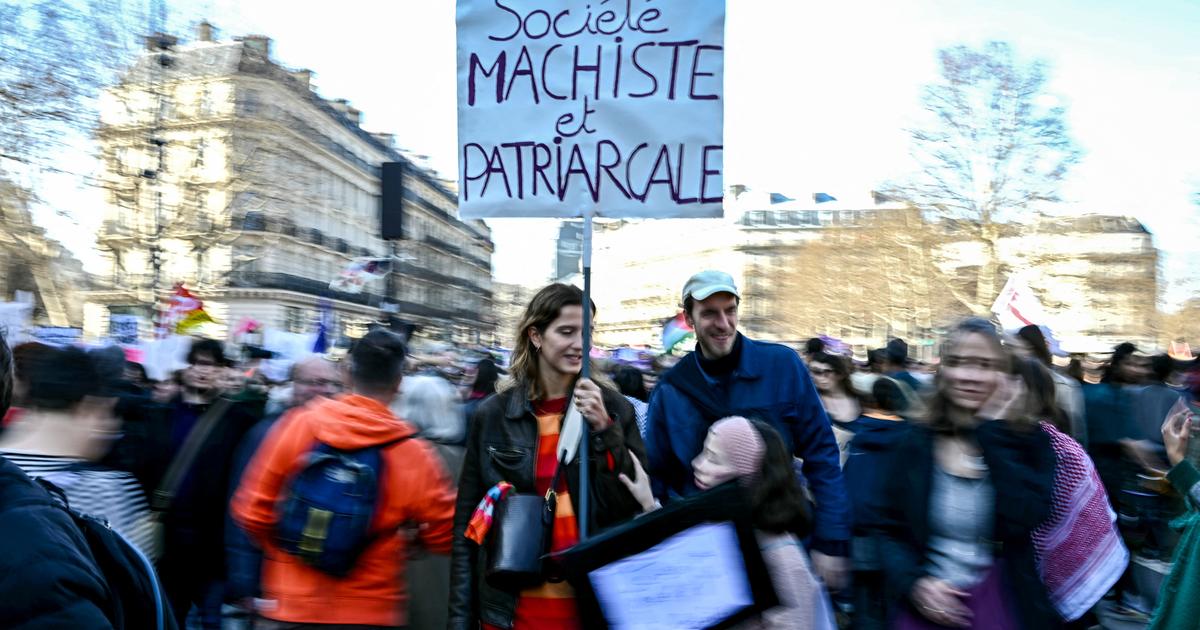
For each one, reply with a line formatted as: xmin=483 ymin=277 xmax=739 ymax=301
xmin=233 ymin=330 xmax=456 ymax=629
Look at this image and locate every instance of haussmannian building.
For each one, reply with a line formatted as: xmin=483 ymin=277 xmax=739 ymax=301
xmin=84 ymin=23 xmax=494 ymax=345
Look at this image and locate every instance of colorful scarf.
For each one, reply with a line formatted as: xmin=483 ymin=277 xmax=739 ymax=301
xmin=1032 ymin=423 xmax=1129 ymax=621
xmin=465 ymin=481 xmax=513 ymax=545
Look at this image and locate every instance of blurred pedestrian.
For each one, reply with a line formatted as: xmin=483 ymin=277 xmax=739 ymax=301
xmin=157 ymin=338 xmax=262 ymax=630
xmin=1015 ymin=325 xmax=1087 ymax=448
xmin=645 ymin=270 xmax=851 ymax=591
xmin=234 ymin=330 xmax=456 ymax=629
xmin=1015 ymin=358 xmax=1127 ymax=624
xmin=0 ymin=331 xmax=118 ymax=628
xmin=399 ymin=373 xmax=468 ymax=630
xmin=620 ymin=416 xmax=836 ymax=629
xmin=612 ymin=364 xmax=650 ymax=438
xmin=464 ymin=357 xmax=500 ymax=423
xmin=810 ymin=351 xmax=862 ymax=466
xmin=225 ymin=356 xmax=344 ymax=615
xmin=449 ymin=283 xmax=645 ymax=629
xmin=1150 ymin=403 xmax=1200 ymax=630
xmin=842 ymin=377 xmax=910 ymax=629
xmin=877 ymin=318 xmax=1060 ymax=629
xmin=805 ymin=337 xmax=827 ymax=364
xmin=0 ymin=345 xmax=158 ymax=560
xmin=883 ymin=338 xmax=924 ymax=393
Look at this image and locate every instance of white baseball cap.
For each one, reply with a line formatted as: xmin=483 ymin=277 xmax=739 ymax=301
xmin=682 ymin=270 xmax=740 ymax=304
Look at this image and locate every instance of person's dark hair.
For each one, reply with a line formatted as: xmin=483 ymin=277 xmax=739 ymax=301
xmin=867 ymin=348 xmax=886 ymax=372
xmin=89 ymin=346 xmax=128 ymax=393
xmin=927 ymin=318 xmax=1013 ymax=433
xmin=349 ymin=329 xmax=408 ymax=395
xmin=1067 ymin=357 xmax=1085 ymax=384
xmin=26 ymin=346 xmax=103 ymax=411
xmin=748 ymin=418 xmax=811 ymax=535
xmin=885 ymin=338 xmax=909 ymax=367
xmin=471 ymin=358 xmax=500 ymax=396
xmin=1016 ymin=324 xmax=1053 ymax=366
xmin=1103 ymin=342 xmax=1138 ymax=384
xmin=1014 ymin=357 xmax=1065 ymax=432
xmin=187 ymin=338 xmax=230 ymax=367
xmin=871 ymin=376 xmax=907 ymax=415
xmin=171 ymin=369 xmax=186 ymax=386
xmin=809 ymin=351 xmax=855 ymax=397
xmin=612 ymin=365 xmax=648 ymax=402
xmin=1150 ymin=354 xmax=1174 ymax=384
xmin=804 ymin=337 xmax=825 ymax=355
xmin=125 ymin=361 xmax=149 ymax=385
xmin=0 ymin=331 xmax=12 ymax=418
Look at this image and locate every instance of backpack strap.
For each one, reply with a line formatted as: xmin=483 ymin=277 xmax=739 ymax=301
xmin=151 ymin=397 xmax=233 ymax=512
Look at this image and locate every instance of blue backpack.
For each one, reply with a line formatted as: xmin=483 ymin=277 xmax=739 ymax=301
xmin=275 ymin=438 xmax=407 ymax=576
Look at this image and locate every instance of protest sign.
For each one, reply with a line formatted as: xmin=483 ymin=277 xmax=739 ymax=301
xmin=561 ymin=482 xmax=778 ymax=628
xmin=33 ymin=326 xmax=83 ymax=347
xmin=110 ymin=314 xmax=142 ymax=345
xmin=456 ymin=0 xmax=725 ymax=219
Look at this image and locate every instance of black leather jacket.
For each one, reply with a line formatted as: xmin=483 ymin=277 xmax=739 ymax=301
xmin=448 ymin=383 xmax=647 ymax=629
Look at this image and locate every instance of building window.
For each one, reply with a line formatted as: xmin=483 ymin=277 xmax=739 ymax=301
xmin=193 ymin=138 xmax=206 ymax=168
xmin=198 ymin=84 xmax=213 ymax=116
xmin=239 ymin=89 xmax=261 ymax=115
xmin=284 ymin=306 xmax=305 ymax=333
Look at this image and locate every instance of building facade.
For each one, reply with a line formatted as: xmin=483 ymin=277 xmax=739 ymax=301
xmin=592 ymin=190 xmax=1159 ymax=354
xmin=84 ymin=25 xmax=494 ymax=345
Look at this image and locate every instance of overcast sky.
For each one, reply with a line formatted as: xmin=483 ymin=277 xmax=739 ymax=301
xmin=32 ymin=0 xmax=1200 ymax=309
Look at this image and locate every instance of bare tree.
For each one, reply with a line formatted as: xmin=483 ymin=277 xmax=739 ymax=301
xmin=882 ymin=41 xmax=1081 ymax=313
xmin=0 ymin=0 xmax=144 ymax=178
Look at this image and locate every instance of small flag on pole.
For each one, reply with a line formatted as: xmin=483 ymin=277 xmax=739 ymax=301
xmin=165 ymin=284 xmax=216 ymax=334
xmin=661 ymin=311 xmax=695 ymax=353
xmin=329 ymin=257 xmax=392 ymax=294
xmin=313 ymin=298 xmax=333 ymax=353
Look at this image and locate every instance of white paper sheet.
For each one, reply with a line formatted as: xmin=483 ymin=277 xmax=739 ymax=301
xmin=456 ymin=0 xmax=726 ymax=219
xmin=588 ymin=521 xmax=753 ymax=629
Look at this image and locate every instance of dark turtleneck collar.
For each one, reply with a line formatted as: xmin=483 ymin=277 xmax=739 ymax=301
xmin=697 ymin=333 xmax=744 ymax=379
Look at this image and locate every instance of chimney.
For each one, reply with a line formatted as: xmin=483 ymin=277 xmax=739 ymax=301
xmin=346 ymin=106 xmax=362 ymax=126
xmin=290 ymin=69 xmax=313 ymax=91
xmin=242 ymin=34 xmax=271 ymax=57
xmin=196 ymin=20 xmax=214 ymax=42
xmin=145 ymin=32 xmax=178 ymax=51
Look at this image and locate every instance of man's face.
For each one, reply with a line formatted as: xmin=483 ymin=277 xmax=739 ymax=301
xmin=291 ymin=360 xmax=343 ymax=407
xmin=183 ymin=354 xmax=221 ymax=391
xmin=686 ymin=292 xmax=739 ymax=360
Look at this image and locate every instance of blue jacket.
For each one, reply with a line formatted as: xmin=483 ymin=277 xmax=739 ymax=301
xmin=645 ymin=334 xmax=851 ymax=553
xmin=842 ymin=416 xmax=910 ymax=534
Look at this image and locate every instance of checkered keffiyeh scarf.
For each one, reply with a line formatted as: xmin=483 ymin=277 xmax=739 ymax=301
xmin=465 ymin=481 xmax=514 ymax=545
xmin=1032 ymin=422 xmax=1129 ymax=621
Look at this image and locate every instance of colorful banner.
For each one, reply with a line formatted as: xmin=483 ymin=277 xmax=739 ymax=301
xmin=456 ymin=0 xmax=726 ymax=219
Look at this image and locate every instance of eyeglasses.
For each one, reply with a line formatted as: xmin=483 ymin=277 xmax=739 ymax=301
xmin=809 ymin=367 xmax=835 ymax=376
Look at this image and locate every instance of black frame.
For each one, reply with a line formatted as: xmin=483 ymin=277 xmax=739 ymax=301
xmin=560 ymin=482 xmax=779 ymax=629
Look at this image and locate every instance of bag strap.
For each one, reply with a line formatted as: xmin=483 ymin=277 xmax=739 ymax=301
xmin=151 ymin=397 xmax=233 ymax=512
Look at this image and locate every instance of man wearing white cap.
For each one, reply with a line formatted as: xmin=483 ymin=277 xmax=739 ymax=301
xmin=645 ymin=270 xmax=851 ymax=590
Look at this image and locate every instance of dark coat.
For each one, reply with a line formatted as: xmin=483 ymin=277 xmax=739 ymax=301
xmin=448 ymin=383 xmax=646 ymax=630
xmin=0 ymin=456 xmax=114 ymax=629
xmin=159 ymin=397 xmax=262 ymax=583
xmin=645 ymin=334 xmax=850 ymax=553
xmin=223 ymin=410 xmax=285 ymax=601
xmin=875 ymin=422 xmax=1061 ymax=628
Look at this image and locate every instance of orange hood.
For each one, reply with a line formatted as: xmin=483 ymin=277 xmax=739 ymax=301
xmin=293 ymin=394 xmax=416 ymax=450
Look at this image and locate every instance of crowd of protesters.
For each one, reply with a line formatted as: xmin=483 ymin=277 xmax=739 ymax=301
xmin=0 ymin=269 xmax=1198 ymax=629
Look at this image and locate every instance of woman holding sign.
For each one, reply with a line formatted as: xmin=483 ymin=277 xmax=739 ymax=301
xmin=448 ymin=283 xmax=647 ymax=630
xmin=875 ymin=318 xmax=1061 ymax=629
